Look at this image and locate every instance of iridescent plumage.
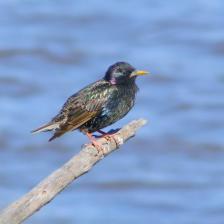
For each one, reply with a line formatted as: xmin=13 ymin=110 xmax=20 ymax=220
xmin=32 ymin=62 xmax=148 ymax=142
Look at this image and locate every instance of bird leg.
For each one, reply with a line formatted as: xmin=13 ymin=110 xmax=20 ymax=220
xmin=86 ymin=132 xmax=105 ymax=154
xmin=96 ymin=130 xmax=119 ymax=147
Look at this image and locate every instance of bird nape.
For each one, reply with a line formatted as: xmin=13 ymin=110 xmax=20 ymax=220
xmin=32 ymin=61 xmax=148 ymax=151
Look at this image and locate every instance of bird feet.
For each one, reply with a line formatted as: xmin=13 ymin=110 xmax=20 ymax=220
xmin=96 ymin=130 xmax=120 ymax=148
xmin=86 ymin=130 xmax=120 ymax=155
xmin=86 ymin=132 xmax=105 ymax=155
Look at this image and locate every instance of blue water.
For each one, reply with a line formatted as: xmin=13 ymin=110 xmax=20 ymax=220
xmin=0 ymin=0 xmax=224 ymax=223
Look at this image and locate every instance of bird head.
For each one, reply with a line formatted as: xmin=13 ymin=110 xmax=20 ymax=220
xmin=104 ymin=62 xmax=148 ymax=85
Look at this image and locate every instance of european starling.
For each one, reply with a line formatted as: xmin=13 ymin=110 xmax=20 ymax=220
xmin=32 ymin=62 xmax=148 ymax=147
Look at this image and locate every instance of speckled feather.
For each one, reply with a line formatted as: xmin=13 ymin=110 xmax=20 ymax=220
xmin=49 ymin=79 xmax=138 ymax=140
xmin=32 ymin=62 xmax=145 ymax=141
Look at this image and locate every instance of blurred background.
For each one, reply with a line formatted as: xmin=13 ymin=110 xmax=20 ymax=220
xmin=0 ymin=0 xmax=224 ymax=223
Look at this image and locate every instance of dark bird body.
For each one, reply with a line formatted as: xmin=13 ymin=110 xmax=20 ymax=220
xmin=32 ymin=62 xmax=148 ymax=143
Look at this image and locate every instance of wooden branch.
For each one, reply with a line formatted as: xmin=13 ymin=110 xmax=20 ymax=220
xmin=0 ymin=119 xmax=147 ymax=224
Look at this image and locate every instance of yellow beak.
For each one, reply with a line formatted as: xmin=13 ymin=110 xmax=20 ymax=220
xmin=130 ymin=70 xmax=149 ymax=77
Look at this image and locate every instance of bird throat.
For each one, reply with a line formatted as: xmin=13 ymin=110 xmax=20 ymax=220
xmin=110 ymin=78 xmax=117 ymax=85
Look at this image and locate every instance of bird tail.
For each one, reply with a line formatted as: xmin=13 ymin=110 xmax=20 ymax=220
xmin=48 ymin=130 xmax=65 ymax=142
xmin=31 ymin=122 xmax=60 ymax=134
xmin=48 ymin=123 xmax=77 ymax=142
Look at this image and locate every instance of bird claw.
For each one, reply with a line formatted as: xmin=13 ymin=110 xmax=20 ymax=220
xmin=96 ymin=130 xmax=120 ymax=147
xmin=86 ymin=130 xmax=121 ymax=156
xmin=91 ymin=140 xmax=106 ymax=155
xmin=85 ymin=132 xmax=106 ymax=155
xmin=104 ymin=134 xmax=120 ymax=147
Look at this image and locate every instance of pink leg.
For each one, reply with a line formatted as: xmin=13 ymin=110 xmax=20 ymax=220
xmin=86 ymin=132 xmax=104 ymax=153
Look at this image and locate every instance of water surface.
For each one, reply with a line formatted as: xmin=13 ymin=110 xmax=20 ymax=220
xmin=0 ymin=1 xmax=224 ymax=223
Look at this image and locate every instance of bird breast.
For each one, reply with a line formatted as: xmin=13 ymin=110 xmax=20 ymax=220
xmin=96 ymin=82 xmax=138 ymax=127
xmin=79 ymin=81 xmax=138 ymax=133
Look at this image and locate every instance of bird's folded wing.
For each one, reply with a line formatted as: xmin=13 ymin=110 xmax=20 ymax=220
xmin=49 ymin=98 xmax=107 ymax=141
xmin=49 ymin=107 xmax=98 ymax=141
xmin=64 ymin=108 xmax=97 ymax=131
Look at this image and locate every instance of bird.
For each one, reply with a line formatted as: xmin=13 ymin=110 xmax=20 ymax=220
xmin=32 ymin=62 xmax=148 ymax=149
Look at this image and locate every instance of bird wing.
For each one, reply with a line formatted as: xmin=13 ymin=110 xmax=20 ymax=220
xmin=49 ymin=80 xmax=110 ymax=141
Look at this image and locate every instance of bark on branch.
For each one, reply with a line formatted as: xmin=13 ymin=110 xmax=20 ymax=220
xmin=0 ymin=119 xmax=147 ymax=224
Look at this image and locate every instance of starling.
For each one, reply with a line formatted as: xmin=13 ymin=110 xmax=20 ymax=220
xmin=32 ymin=62 xmax=148 ymax=147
